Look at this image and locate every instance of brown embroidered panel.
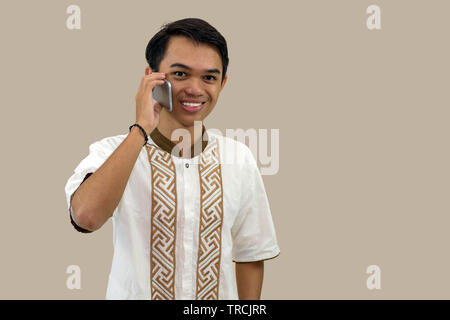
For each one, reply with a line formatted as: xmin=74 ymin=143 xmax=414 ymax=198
xmin=145 ymin=144 xmax=177 ymax=300
xmin=196 ymin=139 xmax=224 ymax=300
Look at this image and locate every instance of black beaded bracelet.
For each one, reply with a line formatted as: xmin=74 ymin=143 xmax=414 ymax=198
xmin=129 ymin=123 xmax=148 ymax=146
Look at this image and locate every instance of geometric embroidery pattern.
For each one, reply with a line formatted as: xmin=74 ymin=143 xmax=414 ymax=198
xmin=196 ymin=139 xmax=224 ymax=300
xmin=145 ymin=144 xmax=177 ymax=300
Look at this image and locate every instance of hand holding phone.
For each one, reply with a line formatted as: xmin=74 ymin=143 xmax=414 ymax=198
xmin=152 ymin=79 xmax=173 ymax=112
xmin=135 ymin=67 xmax=166 ymax=135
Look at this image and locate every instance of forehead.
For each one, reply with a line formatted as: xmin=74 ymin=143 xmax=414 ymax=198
xmin=160 ymin=36 xmax=222 ymax=72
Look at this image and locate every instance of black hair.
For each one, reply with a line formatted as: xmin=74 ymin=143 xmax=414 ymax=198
xmin=145 ymin=18 xmax=229 ymax=83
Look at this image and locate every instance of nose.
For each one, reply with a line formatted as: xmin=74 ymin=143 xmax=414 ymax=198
xmin=183 ymin=78 xmax=204 ymax=96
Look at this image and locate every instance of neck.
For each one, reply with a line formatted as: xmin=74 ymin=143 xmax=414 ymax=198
xmin=154 ymin=109 xmax=207 ymax=158
xmin=158 ymin=110 xmax=204 ymax=144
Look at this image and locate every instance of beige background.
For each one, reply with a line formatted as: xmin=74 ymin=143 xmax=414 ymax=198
xmin=0 ymin=0 xmax=449 ymax=299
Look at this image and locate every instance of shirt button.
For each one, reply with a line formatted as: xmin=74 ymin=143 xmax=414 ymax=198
xmin=185 ymin=163 xmax=189 ymax=168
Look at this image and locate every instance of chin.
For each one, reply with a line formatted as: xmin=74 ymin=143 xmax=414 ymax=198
xmin=177 ymin=116 xmax=205 ymax=127
xmin=174 ymin=107 xmax=211 ymax=127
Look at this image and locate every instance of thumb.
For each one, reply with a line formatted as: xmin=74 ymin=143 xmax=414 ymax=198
xmin=154 ymin=102 xmax=163 ymax=113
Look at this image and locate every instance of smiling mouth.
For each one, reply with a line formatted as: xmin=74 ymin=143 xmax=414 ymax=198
xmin=180 ymin=101 xmax=206 ymax=112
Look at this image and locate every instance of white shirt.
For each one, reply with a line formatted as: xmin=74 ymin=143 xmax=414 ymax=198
xmin=64 ymin=129 xmax=280 ymax=300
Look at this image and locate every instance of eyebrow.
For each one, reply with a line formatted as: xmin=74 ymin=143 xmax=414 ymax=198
xmin=169 ymin=63 xmax=221 ymax=75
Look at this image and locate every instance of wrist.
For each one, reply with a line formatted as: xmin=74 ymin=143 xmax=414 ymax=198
xmin=135 ymin=121 xmax=154 ymax=135
xmin=129 ymin=123 xmax=149 ymax=146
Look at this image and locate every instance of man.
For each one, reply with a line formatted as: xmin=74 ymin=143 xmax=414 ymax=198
xmin=64 ymin=18 xmax=280 ymax=300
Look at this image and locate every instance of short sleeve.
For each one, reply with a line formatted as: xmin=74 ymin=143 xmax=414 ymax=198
xmin=231 ymin=147 xmax=281 ymax=263
xmin=64 ymin=136 xmax=124 ymax=231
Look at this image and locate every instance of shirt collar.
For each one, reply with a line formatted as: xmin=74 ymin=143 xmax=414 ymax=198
xmin=149 ymin=125 xmax=209 ymax=158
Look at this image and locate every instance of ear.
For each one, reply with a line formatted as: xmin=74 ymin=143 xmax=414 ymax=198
xmin=145 ymin=66 xmax=152 ymax=75
xmin=221 ymin=74 xmax=228 ymax=90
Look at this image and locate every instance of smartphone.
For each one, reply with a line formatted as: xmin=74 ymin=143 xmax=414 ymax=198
xmin=152 ymin=79 xmax=173 ymax=112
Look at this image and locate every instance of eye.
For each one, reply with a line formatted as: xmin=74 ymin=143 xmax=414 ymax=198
xmin=204 ymin=75 xmax=217 ymax=81
xmin=173 ymin=71 xmax=186 ymax=77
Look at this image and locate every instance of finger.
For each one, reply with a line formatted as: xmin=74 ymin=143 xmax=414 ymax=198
xmin=154 ymin=102 xmax=163 ymax=113
xmin=137 ymin=75 xmax=151 ymax=96
xmin=143 ymin=76 xmax=165 ymax=91
xmin=143 ymin=73 xmax=165 ymax=84
xmin=143 ymin=79 xmax=165 ymax=98
xmin=138 ymin=73 xmax=165 ymax=95
xmin=145 ymin=71 xmax=164 ymax=78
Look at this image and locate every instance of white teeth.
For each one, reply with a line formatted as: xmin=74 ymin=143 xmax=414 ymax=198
xmin=182 ymin=102 xmax=202 ymax=107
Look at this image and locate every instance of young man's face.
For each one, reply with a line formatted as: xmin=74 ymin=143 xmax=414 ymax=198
xmin=150 ymin=35 xmax=227 ymax=127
